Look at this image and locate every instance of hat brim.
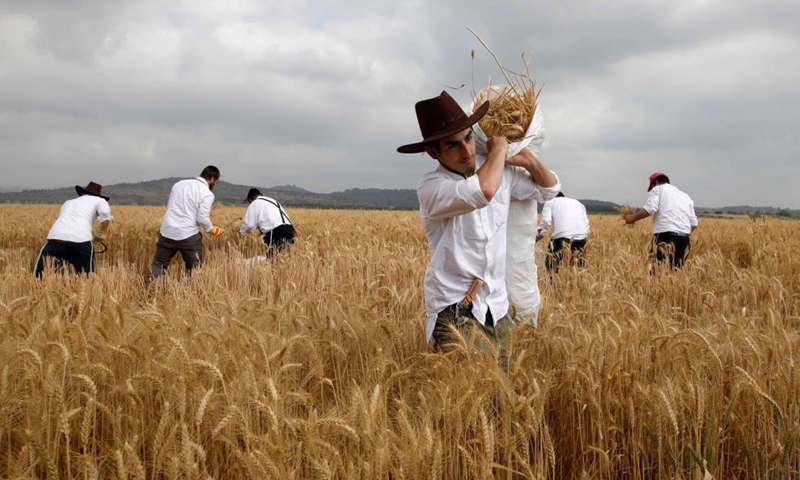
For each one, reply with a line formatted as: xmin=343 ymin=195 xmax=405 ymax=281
xmin=76 ymin=185 xmax=110 ymax=201
xmin=397 ymin=100 xmax=490 ymax=154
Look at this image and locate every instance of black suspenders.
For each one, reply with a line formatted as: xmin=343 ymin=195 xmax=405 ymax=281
xmin=257 ymin=197 xmax=290 ymax=225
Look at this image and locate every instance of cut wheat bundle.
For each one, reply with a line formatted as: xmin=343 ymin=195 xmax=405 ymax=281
xmin=617 ymin=205 xmax=635 ymax=217
xmin=468 ymin=28 xmax=542 ymax=149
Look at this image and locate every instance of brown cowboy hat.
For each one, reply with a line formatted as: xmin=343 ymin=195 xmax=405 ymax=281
xmin=75 ymin=181 xmax=109 ymax=201
xmin=397 ymin=91 xmax=490 ymax=154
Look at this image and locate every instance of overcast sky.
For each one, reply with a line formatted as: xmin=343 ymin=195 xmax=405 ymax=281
xmin=1 ymin=0 xmax=798 ymax=207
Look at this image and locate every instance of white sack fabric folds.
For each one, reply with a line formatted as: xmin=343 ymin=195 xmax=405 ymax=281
xmin=470 ymin=87 xmax=547 ymax=327
xmin=471 ymin=85 xmax=546 ymax=157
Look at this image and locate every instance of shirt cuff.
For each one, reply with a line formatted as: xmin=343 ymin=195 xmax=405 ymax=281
xmin=539 ymin=171 xmax=561 ymax=200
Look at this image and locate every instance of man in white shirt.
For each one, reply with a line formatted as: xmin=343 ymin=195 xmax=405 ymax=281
xmin=150 ymin=165 xmax=224 ymax=279
xmin=240 ymin=188 xmax=296 ymax=257
xmin=397 ymin=91 xmax=560 ymax=362
xmin=625 ymin=172 xmax=698 ymax=269
xmin=34 ymin=181 xmax=113 ymax=277
xmin=538 ymin=192 xmax=590 ymax=272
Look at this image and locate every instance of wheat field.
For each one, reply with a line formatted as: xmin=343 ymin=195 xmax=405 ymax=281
xmin=1 ymin=204 xmax=798 ymax=479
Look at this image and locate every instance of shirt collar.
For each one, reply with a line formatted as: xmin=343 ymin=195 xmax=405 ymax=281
xmin=195 ymin=176 xmax=209 ymax=187
xmin=435 ymin=156 xmax=483 ymax=179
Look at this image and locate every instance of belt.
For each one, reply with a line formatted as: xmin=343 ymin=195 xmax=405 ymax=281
xmin=657 ymin=231 xmax=689 ymax=237
xmin=47 ymin=239 xmax=87 ymax=244
xmin=444 ymin=303 xmax=495 ymax=327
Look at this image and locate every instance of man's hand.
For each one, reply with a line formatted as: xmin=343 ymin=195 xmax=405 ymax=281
xmin=506 ymin=147 xmax=536 ymax=168
xmin=506 ymin=147 xmax=557 ymax=188
xmin=625 ymin=209 xmax=650 ymax=225
xmin=209 ymin=226 xmax=224 ymax=236
xmin=486 ymin=136 xmax=509 ymax=157
xmin=93 ymin=231 xmax=106 ymax=242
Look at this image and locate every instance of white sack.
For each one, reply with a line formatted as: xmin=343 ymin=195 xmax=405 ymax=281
xmin=471 ymin=85 xmax=546 ymax=157
xmin=470 ymin=86 xmax=547 ymax=327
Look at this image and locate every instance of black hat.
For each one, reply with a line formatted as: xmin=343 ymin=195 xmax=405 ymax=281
xmin=243 ymin=188 xmax=261 ymax=203
xmin=397 ymin=91 xmax=489 ymax=154
xmin=75 ymin=181 xmax=110 ymax=201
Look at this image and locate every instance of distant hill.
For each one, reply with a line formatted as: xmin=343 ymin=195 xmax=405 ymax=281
xmin=0 ymin=179 xmax=416 ymax=210
xmin=1 ymin=180 xmax=795 ymax=215
xmin=695 ymin=205 xmax=799 ymax=216
xmin=581 ymin=199 xmax=622 ymax=213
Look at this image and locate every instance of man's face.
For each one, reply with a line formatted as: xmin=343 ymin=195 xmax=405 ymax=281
xmin=208 ymin=177 xmax=218 ymax=191
xmin=426 ymin=128 xmax=476 ymax=176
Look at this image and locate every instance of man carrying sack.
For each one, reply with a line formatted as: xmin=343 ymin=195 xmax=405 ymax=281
xmin=397 ymin=91 xmax=560 ymax=363
xmin=34 ymin=182 xmax=112 ymax=277
xmin=150 ymin=165 xmax=224 ymax=279
xmin=240 ymin=188 xmax=296 ymax=258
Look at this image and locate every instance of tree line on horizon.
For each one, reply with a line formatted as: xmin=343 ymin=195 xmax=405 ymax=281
xmin=0 ymin=178 xmax=795 ymax=216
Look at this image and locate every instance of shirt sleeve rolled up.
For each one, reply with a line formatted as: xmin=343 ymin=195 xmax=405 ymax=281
xmin=197 ymin=194 xmax=214 ymax=232
xmin=96 ymin=199 xmax=113 ymax=222
xmin=418 ymin=174 xmax=489 ymax=221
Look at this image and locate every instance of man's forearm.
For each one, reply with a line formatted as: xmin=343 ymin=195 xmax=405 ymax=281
xmin=626 ymin=209 xmax=651 ymax=225
xmin=523 ymin=157 xmax=556 ymax=188
xmin=508 ymin=149 xmax=556 ymax=187
xmin=477 ymin=146 xmax=506 ymax=200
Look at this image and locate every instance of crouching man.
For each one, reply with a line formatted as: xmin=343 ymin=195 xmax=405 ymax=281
xmin=240 ymin=188 xmax=296 ymax=258
xmin=34 ymin=182 xmax=112 ymax=277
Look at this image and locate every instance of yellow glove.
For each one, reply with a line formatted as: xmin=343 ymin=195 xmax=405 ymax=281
xmin=209 ymin=226 xmax=224 ymax=236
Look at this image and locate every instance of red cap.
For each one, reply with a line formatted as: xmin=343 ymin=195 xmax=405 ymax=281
xmin=648 ymin=171 xmax=664 ymax=191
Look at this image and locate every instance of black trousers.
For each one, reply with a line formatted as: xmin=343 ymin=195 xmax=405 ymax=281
xmin=263 ymin=224 xmax=296 ymax=258
xmin=150 ymin=233 xmax=205 ymax=279
xmin=651 ymin=232 xmax=691 ymax=269
xmin=34 ymin=240 xmax=94 ymax=277
xmin=546 ymin=237 xmax=587 ymax=272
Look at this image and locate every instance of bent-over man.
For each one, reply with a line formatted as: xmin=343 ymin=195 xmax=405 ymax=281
xmin=34 ymin=182 xmax=113 ymax=277
xmin=240 ymin=188 xmax=296 ymax=257
xmin=625 ymin=172 xmax=698 ymax=270
xmin=150 ymin=165 xmax=223 ymax=279
xmin=397 ymin=91 xmax=560 ymax=364
xmin=538 ymin=192 xmax=590 ymax=272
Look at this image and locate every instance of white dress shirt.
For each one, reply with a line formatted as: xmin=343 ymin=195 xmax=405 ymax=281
xmin=160 ymin=177 xmax=216 ymax=240
xmin=418 ymin=158 xmax=560 ymax=342
xmin=240 ymin=196 xmax=292 ymax=235
xmin=538 ymin=197 xmax=590 ymax=240
xmin=47 ymin=195 xmax=113 ymax=243
xmin=643 ymin=184 xmax=698 ymax=235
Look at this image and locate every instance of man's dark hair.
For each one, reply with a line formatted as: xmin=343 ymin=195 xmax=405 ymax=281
xmin=200 ymin=165 xmax=221 ymax=180
xmin=246 ymin=188 xmax=262 ymax=202
xmin=556 ymin=191 xmax=565 ymax=198
xmin=653 ymin=174 xmax=670 ymax=186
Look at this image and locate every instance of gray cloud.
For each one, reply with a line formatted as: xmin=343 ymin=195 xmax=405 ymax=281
xmin=0 ymin=0 xmax=798 ymax=208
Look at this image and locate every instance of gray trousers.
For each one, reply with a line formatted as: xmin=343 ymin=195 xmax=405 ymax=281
xmin=432 ymin=304 xmax=512 ymax=370
xmin=150 ymin=233 xmax=204 ymax=279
